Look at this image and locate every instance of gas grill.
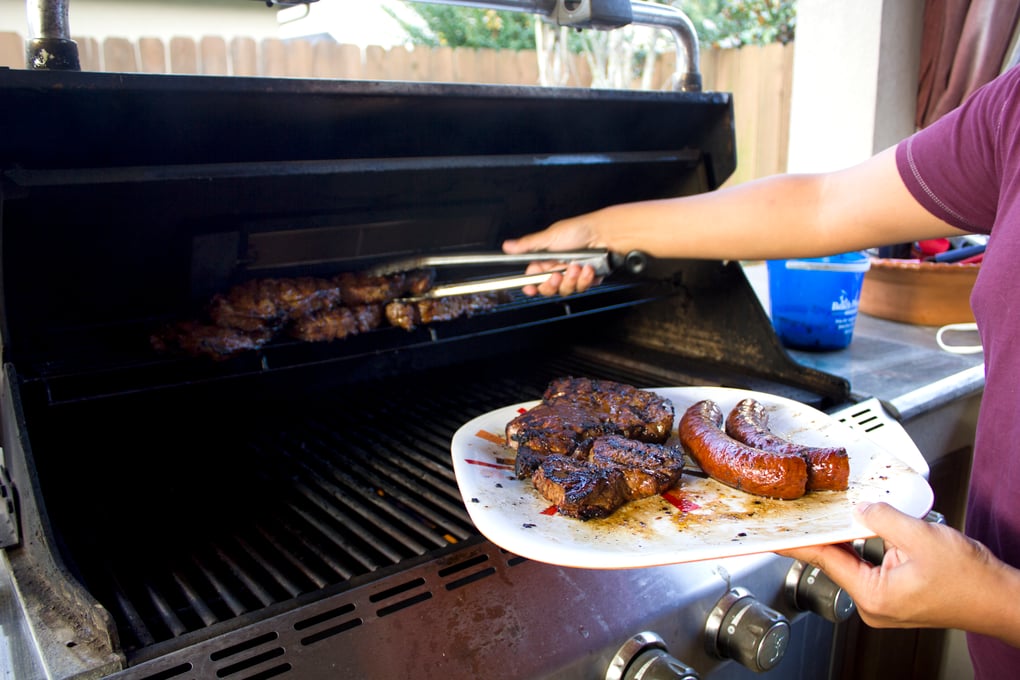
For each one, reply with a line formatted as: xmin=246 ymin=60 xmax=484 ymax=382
xmin=0 ymin=2 xmax=934 ymax=679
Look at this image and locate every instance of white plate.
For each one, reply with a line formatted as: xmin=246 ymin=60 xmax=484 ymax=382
xmin=451 ymin=386 xmax=933 ymax=569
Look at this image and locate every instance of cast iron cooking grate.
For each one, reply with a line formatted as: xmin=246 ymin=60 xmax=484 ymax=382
xmin=58 ymin=351 xmax=683 ymax=656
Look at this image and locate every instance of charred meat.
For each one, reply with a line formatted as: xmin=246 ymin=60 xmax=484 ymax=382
xmin=152 ymin=267 xmax=508 ymax=359
xmin=150 ymin=321 xmax=274 ymax=361
xmin=385 ymin=292 xmax=508 ymax=331
xmin=508 ymin=378 xmax=684 ymax=519
xmin=289 ymin=304 xmax=384 ymax=342
xmin=208 ymin=276 xmax=344 ymax=332
xmin=532 ymin=455 xmax=631 ymax=520
xmin=336 ymin=269 xmax=435 ymax=305
xmin=543 ymin=376 xmax=675 ymax=443
xmin=507 ymin=377 xmax=675 ymax=477
xmin=590 ymin=435 xmax=685 ymax=500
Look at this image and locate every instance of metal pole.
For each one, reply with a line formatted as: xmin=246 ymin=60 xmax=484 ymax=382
xmin=25 ymin=0 xmax=81 ymax=70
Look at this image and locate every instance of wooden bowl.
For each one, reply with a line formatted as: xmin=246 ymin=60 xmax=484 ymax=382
xmin=858 ymin=257 xmax=978 ymax=326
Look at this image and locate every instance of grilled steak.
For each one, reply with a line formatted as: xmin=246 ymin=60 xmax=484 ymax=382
xmin=542 ymin=376 xmax=674 ymax=443
xmin=509 ymin=400 xmax=612 ymax=478
xmin=150 ymin=321 xmax=274 ymax=360
xmin=589 ymin=435 xmax=685 ymax=500
xmin=289 ymin=304 xmax=384 ymax=342
xmin=208 ymin=276 xmax=344 ymax=332
xmin=385 ymin=292 xmax=507 ymax=331
xmin=531 ymin=435 xmax=686 ymax=519
xmin=336 ymin=269 xmax=435 ymax=305
xmin=507 ymin=378 xmax=684 ymax=519
xmin=152 ymin=267 xmax=508 ymax=359
xmin=507 ymin=377 xmax=675 ymax=477
xmin=532 ymin=455 xmax=631 ymax=520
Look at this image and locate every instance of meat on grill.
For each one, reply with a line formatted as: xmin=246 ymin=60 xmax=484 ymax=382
xmin=150 ymin=321 xmax=274 ymax=361
xmin=289 ymin=304 xmax=384 ymax=342
xmin=336 ymin=270 xmax=436 ymax=306
xmin=207 ymin=276 xmax=345 ymax=332
xmin=384 ymin=292 xmax=508 ymax=331
xmin=507 ymin=377 xmax=674 ymax=478
xmin=152 ymin=267 xmax=508 ymax=359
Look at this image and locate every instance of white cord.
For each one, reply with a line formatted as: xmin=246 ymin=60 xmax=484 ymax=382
xmin=936 ymin=322 xmax=983 ymax=354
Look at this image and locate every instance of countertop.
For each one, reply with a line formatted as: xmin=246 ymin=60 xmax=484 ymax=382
xmin=742 ymin=262 xmax=985 ymax=420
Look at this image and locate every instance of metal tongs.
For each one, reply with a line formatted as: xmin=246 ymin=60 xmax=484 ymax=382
xmin=365 ymin=249 xmax=649 ymax=300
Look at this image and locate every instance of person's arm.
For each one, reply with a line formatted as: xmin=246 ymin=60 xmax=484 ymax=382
xmin=781 ymin=502 xmax=1020 ymax=647
xmin=503 ymin=146 xmax=968 ymax=296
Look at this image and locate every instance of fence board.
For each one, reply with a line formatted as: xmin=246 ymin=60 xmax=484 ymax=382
xmin=200 ymin=36 xmax=229 ymax=75
xmin=0 ymin=32 xmax=23 ymax=69
xmin=73 ymin=36 xmax=101 ymax=71
xmin=103 ymin=37 xmax=137 ymax=72
xmin=260 ymin=38 xmax=287 ymax=77
xmin=138 ymin=37 xmax=166 ymax=73
xmin=231 ymin=37 xmax=258 ymax=76
xmin=169 ymin=36 xmax=198 ymax=74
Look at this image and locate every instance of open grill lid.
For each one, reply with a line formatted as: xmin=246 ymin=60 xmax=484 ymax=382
xmin=0 ymin=69 xmax=743 ymax=399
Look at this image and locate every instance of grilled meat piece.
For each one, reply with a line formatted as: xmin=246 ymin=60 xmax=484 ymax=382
xmin=336 ymin=269 xmax=435 ymax=305
xmin=507 ymin=377 xmax=675 ymax=477
xmin=385 ymin=292 xmax=506 ymax=331
xmin=531 ymin=455 xmax=631 ymax=520
xmin=208 ymin=277 xmax=344 ymax=332
xmin=542 ymin=377 xmax=674 ymax=443
xmin=150 ymin=321 xmax=273 ymax=360
xmin=510 ymin=400 xmax=610 ymax=478
xmin=289 ymin=304 xmax=383 ymax=342
xmin=589 ymin=435 xmax=685 ymax=500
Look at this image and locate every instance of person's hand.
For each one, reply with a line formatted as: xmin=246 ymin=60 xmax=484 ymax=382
xmin=502 ymin=217 xmax=604 ymax=296
xmin=780 ymin=502 xmax=1020 ymax=643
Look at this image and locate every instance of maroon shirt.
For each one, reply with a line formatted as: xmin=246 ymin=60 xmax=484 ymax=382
xmin=896 ymin=65 xmax=1020 ymax=678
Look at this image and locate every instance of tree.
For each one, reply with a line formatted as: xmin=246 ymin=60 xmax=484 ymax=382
xmin=386 ymin=5 xmax=536 ymax=50
xmin=675 ymin=0 xmax=795 ymax=48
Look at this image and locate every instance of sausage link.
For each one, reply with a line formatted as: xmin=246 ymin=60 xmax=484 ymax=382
xmin=725 ymin=398 xmax=850 ymax=491
xmin=679 ymin=400 xmax=807 ymax=500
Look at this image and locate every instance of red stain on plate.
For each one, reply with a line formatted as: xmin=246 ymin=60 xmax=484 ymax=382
xmin=662 ymin=491 xmax=700 ymax=513
xmin=465 ymin=459 xmax=514 ymax=470
xmin=540 ymin=505 xmax=558 ymax=516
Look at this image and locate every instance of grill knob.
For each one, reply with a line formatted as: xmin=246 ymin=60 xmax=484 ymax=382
xmin=605 ymin=632 xmax=700 ymax=680
xmin=704 ymin=587 xmax=790 ymax=673
xmin=785 ymin=560 xmax=856 ymax=623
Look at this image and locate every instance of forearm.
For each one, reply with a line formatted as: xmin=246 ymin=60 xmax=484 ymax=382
xmin=556 ymin=147 xmax=964 ymax=260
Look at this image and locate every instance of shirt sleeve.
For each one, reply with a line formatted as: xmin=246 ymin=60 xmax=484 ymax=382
xmin=895 ymin=66 xmax=1020 ymax=233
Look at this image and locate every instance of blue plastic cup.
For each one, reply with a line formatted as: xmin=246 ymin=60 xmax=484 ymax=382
xmin=766 ymin=252 xmax=871 ymax=351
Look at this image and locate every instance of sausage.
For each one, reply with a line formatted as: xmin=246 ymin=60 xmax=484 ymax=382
xmin=679 ymin=400 xmax=807 ymax=500
xmin=724 ymin=398 xmax=850 ymax=492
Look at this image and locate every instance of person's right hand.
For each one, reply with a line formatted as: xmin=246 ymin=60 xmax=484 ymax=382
xmin=501 ymin=217 xmax=604 ymax=296
xmin=780 ymin=501 xmax=1020 ymax=645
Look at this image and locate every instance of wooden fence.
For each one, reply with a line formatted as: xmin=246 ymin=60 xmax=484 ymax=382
xmin=0 ymin=31 xmax=793 ymax=184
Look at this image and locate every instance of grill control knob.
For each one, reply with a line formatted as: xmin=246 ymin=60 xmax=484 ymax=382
xmin=785 ymin=560 xmax=856 ymax=623
xmin=605 ymin=632 xmax=700 ymax=680
xmin=704 ymin=587 xmax=790 ymax=673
